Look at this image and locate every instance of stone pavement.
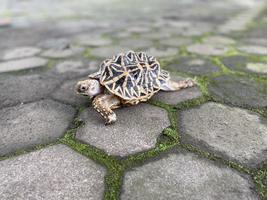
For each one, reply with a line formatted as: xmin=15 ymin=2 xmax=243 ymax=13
xmin=0 ymin=0 xmax=267 ymax=199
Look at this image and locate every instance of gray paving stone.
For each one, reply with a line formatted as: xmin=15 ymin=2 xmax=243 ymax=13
xmin=37 ymin=38 xmax=71 ymax=49
xmin=0 ymin=144 xmax=106 ymax=200
xmin=202 ymin=36 xmax=236 ymax=45
xmin=122 ymin=151 xmax=258 ymax=200
xmin=187 ymin=43 xmax=229 ymax=56
xmin=243 ymin=38 xmax=267 ymax=47
xmin=90 ymin=46 xmax=130 ymax=59
xmin=0 ymin=73 xmax=61 ymax=108
xmin=152 ymin=75 xmax=202 ymax=105
xmin=146 ymin=47 xmax=178 ymax=57
xmin=75 ymin=35 xmax=113 ymax=47
xmin=179 ymin=102 xmax=267 ymax=167
xmin=159 ymin=37 xmax=192 ymax=47
xmin=41 ymin=46 xmax=84 ymax=58
xmin=127 ymin=26 xmax=151 ymax=34
xmin=168 ymin=57 xmax=220 ymax=75
xmin=0 ymin=57 xmax=48 ymax=73
xmin=246 ymin=62 xmax=267 ymax=73
xmin=141 ymin=31 xmax=171 ymax=40
xmin=119 ymin=38 xmax=153 ymax=50
xmin=237 ymin=45 xmax=267 ymax=55
xmin=52 ymin=60 xmax=97 ymax=79
xmin=0 ymin=100 xmax=75 ymax=155
xmin=51 ymin=79 xmax=90 ymax=107
xmin=2 ymin=47 xmax=41 ymax=60
xmin=76 ymin=104 xmax=170 ymax=156
xmin=222 ymin=56 xmax=267 ymax=74
xmin=208 ymin=75 xmax=267 ymax=108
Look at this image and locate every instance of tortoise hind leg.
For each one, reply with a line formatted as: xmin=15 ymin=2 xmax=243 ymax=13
xmin=92 ymin=94 xmax=121 ymax=125
xmin=160 ymin=79 xmax=195 ymax=91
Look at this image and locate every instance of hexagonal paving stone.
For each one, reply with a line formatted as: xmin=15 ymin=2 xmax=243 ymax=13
xmin=237 ymin=45 xmax=267 ymax=55
xmin=187 ymin=43 xmax=229 ymax=56
xmin=0 ymin=57 xmax=48 ymax=73
xmin=202 ymin=36 xmax=236 ymax=45
xmin=168 ymin=57 xmax=220 ymax=75
xmin=90 ymin=46 xmax=130 ymax=59
xmin=119 ymin=38 xmax=153 ymax=50
xmin=0 ymin=100 xmax=75 ymax=156
xmin=41 ymin=46 xmax=84 ymax=58
xmin=122 ymin=150 xmax=258 ymax=199
xmin=146 ymin=47 xmax=178 ymax=57
xmin=159 ymin=37 xmax=192 ymax=47
xmin=51 ymin=60 xmax=97 ymax=79
xmin=208 ymin=75 xmax=267 ymax=108
xmin=37 ymin=38 xmax=71 ymax=49
xmin=51 ymin=79 xmax=90 ymax=107
xmin=179 ymin=102 xmax=267 ymax=167
xmin=2 ymin=47 xmax=41 ymax=60
xmin=76 ymin=104 xmax=170 ymax=156
xmin=222 ymin=56 xmax=267 ymax=74
xmin=75 ymin=35 xmax=113 ymax=47
xmin=0 ymin=144 xmax=106 ymax=200
xmin=0 ymin=73 xmax=61 ymax=108
xmin=151 ymin=75 xmax=202 ymax=105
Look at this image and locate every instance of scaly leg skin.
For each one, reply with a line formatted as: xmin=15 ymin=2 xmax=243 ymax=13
xmin=92 ymin=94 xmax=121 ymax=125
xmin=160 ymin=78 xmax=196 ymax=91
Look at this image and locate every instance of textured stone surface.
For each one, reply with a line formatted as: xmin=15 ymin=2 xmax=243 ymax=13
xmin=0 ymin=73 xmax=61 ymax=108
xmin=41 ymin=46 xmax=84 ymax=58
xmin=222 ymin=56 xmax=267 ymax=74
xmin=90 ymin=46 xmax=130 ymax=58
xmin=0 ymin=145 xmax=106 ymax=200
xmin=237 ymin=45 xmax=267 ymax=55
xmin=122 ymin=151 xmax=258 ymax=200
xmin=52 ymin=60 xmax=96 ymax=79
xmin=208 ymin=75 xmax=267 ymax=108
xmin=246 ymin=63 xmax=267 ymax=73
xmin=187 ymin=44 xmax=228 ymax=56
xmin=159 ymin=37 xmax=192 ymax=47
xmin=2 ymin=47 xmax=41 ymax=60
xmin=51 ymin=79 xmax=90 ymax=107
xmin=0 ymin=57 xmax=48 ymax=73
xmin=119 ymin=38 xmax=153 ymax=50
xmin=168 ymin=57 xmax=220 ymax=75
xmin=37 ymin=38 xmax=71 ymax=49
xmin=146 ymin=47 xmax=178 ymax=57
xmin=75 ymin=35 xmax=112 ymax=47
xmin=0 ymin=100 xmax=75 ymax=155
xmin=202 ymin=36 xmax=236 ymax=45
xmin=152 ymin=76 xmax=202 ymax=105
xmin=180 ymin=102 xmax=267 ymax=167
xmin=76 ymin=104 xmax=170 ymax=156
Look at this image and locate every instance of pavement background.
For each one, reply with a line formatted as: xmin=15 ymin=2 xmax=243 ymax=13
xmin=0 ymin=0 xmax=267 ymax=200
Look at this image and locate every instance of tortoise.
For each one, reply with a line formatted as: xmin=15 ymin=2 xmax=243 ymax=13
xmin=75 ymin=50 xmax=195 ymax=124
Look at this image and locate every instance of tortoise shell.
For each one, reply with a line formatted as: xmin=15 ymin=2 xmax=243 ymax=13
xmin=90 ymin=50 xmax=170 ymax=104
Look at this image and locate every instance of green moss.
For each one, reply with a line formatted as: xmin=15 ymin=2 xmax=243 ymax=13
xmin=179 ymin=46 xmax=191 ymax=56
xmin=60 ymin=130 xmax=123 ymax=200
xmin=210 ymin=57 xmax=232 ymax=74
xmin=0 ymin=142 xmax=60 ymax=161
xmin=253 ymin=162 xmax=267 ymax=200
xmin=121 ymin=142 xmax=177 ymax=169
xmin=82 ymin=48 xmax=100 ymax=60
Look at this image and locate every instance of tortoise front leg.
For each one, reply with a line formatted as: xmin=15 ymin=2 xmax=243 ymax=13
xmin=92 ymin=94 xmax=121 ymax=125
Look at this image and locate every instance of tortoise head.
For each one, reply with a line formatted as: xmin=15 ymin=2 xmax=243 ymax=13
xmin=75 ymin=78 xmax=103 ymax=98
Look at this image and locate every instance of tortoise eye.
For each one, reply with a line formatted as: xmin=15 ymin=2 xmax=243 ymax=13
xmin=80 ymin=85 xmax=88 ymax=92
